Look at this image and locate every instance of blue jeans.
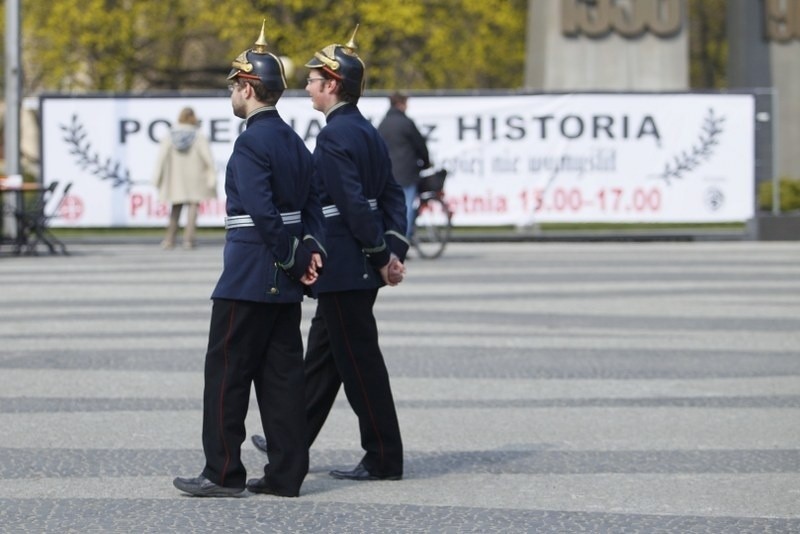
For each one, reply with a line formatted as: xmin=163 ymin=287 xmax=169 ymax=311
xmin=403 ymin=184 xmax=416 ymax=238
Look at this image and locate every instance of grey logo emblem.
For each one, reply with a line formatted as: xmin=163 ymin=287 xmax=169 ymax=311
xmin=704 ymin=187 xmax=724 ymax=211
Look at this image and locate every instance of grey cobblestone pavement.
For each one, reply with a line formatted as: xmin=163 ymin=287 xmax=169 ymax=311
xmin=1 ymin=241 xmax=799 ymax=533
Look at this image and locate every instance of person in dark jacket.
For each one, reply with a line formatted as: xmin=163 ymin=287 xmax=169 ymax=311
xmin=173 ymin=21 xmax=325 ymax=498
xmin=251 ymin=25 xmax=408 ymax=481
xmin=377 ymin=92 xmax=431 ymax=237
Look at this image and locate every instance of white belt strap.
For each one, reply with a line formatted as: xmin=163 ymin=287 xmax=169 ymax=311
xmin=225 ymin=211 xmax=301 ymax=229
xmin=323 ymin=198 xmax=378 ymax=218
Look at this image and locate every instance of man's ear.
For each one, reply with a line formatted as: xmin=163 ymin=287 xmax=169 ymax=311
xmin=326 ymin=78 xmax=339 ymax=94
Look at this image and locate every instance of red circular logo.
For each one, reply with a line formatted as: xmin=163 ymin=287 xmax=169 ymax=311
xmin=59 ymin=195 xmax=84 ymax=221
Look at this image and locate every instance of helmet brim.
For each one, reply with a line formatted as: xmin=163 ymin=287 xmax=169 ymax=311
xmin=304 ymin=56 xmax=325 ymax=69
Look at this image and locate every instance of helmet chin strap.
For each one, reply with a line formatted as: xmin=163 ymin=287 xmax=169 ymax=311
xmin=322 ymin=66 xmax=343 ymax=81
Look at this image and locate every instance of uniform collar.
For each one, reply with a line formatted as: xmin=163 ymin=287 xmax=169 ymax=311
xmin=325 ymin=101 xmax=349 ymax=121
xmin=246 ymin=106 xmax=277 ymax=126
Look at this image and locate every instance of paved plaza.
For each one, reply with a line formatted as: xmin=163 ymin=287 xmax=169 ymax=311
xmin=1 ymin=240 xmax=799 ymax=532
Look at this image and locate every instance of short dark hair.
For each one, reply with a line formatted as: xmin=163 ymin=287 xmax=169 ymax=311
xmin=320 ymin=71 xmax=360 ymax=105
xmin=389 ymin=92 xmax=408 ymax=108
xmin=241 ymin=78 xmax=283 ymax=106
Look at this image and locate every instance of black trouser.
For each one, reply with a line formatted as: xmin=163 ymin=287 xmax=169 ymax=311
xmin=201 ymin=298 xmax=309 ymax=495
xmin=304 ymin=289 xmax=403 ymax=477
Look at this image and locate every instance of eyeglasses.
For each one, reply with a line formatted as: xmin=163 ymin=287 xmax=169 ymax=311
xmin=306 ymin=77 xmax=327 ymax=85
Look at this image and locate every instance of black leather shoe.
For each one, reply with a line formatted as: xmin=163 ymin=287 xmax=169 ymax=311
xmin=251 ymin=434 xmax=268 ymax=454
xmin=329 ymin=462 xmax=402 ymax=481
xmin=246 ymin=476 xmax=298 ymax=498
xmin=173 ymin=475 xmax=244 ymax=497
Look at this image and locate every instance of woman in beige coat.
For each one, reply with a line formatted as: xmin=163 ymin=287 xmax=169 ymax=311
xmin=153 ymin=107 xmax=217 ymax=249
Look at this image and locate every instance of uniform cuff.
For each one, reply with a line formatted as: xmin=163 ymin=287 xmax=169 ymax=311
xmin=277 ymin=237 xmax=313 ymax=280
xmin=363 ymin=240 xmax=391 ymax=269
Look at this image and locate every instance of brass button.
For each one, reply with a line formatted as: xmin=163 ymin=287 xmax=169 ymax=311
xmin=269 ymin=287 xmax=278 ymax=294
xmin=362 ymin=273 xmax=368 ymax=279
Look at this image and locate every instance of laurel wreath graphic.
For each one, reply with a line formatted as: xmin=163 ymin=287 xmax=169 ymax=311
xmin=658 ymin=108 xmax=725 ymax=184
xmin=60 ymin=114 xmax=135 ymax=191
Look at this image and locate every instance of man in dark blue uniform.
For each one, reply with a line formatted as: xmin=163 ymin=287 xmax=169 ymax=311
xmin=173 ymin=21 xmax=325 ymax=498
xmin=251 ymin=26 xmax=408 ymax=481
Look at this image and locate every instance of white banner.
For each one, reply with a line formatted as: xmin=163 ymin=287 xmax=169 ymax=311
xmin=41 ymin=92 xmax=755 ymax=227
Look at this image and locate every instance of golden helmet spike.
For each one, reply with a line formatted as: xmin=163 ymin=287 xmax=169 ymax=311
xmin=253 ymin=19 xmax=269 ymax=54
xmin=344 ymin=24 xmax=359 ymax=52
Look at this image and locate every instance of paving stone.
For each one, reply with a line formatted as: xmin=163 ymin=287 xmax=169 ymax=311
xmin=1 ymin=241 xmax=799 ymax=531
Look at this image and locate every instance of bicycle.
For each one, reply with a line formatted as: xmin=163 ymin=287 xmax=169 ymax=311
xmin=411 ymin=168 xmax=452 ymax=259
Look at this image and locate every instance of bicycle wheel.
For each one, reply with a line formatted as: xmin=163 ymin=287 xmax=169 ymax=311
xmin=412 ymin=194 xmax=452 ymax=259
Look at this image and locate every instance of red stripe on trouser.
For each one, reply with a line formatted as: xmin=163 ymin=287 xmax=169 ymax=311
xmin=217 ymin=303 xmax=236 ymax=485
xmin=332 ymin=294 xmax=385 ymax=466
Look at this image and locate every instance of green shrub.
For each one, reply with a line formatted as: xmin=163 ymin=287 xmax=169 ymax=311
xmin=758 ymin=178 xmax=800 ymax=212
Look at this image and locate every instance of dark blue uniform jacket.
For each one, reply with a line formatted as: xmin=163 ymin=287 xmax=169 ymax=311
xmin=312 ymin=104 xmax=409 ymax=294
xmin=211 ymin=108 xmax=325 ymax=303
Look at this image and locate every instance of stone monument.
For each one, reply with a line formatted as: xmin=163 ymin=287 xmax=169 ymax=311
xmin=525 ymin=0 xmax=688 ymax=90
xmin=763 ymin=0 xmax=800 ymax=181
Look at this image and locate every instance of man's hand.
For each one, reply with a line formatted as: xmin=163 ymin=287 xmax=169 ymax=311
xmin=380 ymin=254 xmax=406 ymax=286
xmin=300 ymin=253 xmax=323 ymax=286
